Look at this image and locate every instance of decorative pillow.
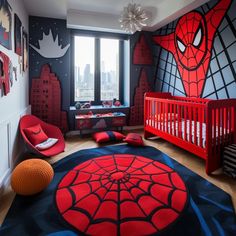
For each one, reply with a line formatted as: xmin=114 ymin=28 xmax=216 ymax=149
xmin=24 ymin=124 xmax=48 ymax=146
xmin=124 ymin=133 xmax=144 ymax=146
xmin=93 ymin=131 xmax=125 ymax=143
xmin=35 ymin=138 xmax=59 ymax=150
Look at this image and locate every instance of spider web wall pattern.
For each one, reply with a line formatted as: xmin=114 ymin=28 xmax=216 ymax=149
xmin=154 ymin=0 xmax=236 ymax=99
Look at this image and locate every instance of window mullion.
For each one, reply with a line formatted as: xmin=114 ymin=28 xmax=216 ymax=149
xmin=95 ymin=38 xmax=100 ymax=104
xmin=119 ymin=40 xmax=124 ymax=104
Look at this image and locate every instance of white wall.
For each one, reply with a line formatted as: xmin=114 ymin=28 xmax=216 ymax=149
xmin=0 ymin=0 xmax=30 ymax=193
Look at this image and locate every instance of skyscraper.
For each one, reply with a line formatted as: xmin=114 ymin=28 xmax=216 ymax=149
xmin=30 ymin=64 xmax=68 ymax=132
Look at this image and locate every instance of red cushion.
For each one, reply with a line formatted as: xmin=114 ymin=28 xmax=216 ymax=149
xmin=124 ymin=133 xmax=144 ymax=146
xmin=24 ymin=124 xmax=48 ymax=146
xmin=93 ymin=131 xmax=125 ymax=143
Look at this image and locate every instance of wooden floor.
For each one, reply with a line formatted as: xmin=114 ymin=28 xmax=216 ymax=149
xmin=0 ymin=129 xmax=236 ymax=226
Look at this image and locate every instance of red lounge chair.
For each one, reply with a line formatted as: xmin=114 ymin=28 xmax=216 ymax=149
xmin=20 ymin=115 xmax=65 ymax=157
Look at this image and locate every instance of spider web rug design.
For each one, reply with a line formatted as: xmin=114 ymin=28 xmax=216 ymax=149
xmin=0 ymin=145 xmax=235 ymax=236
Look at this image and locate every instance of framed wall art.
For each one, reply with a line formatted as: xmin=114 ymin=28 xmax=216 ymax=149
xmin=14 ymin=13 xmax=22 ymax=56
xmin=22 ymin=30 xmax=28 ymax=71
xmin=0 ymin=0 xmax=12 ymax=50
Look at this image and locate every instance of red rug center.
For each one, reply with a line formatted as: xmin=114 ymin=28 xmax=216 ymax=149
xmin=110 ymin=171 xmax=126 ymax=181
xmin=55 ymin=154 xmax=188 ymax=236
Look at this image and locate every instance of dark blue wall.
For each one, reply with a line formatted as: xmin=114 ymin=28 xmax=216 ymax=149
xmin=29 ymin=16 xmax=71 ymax=112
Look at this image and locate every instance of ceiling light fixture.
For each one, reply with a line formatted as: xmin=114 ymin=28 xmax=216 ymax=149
xmin=119 ymin=2 xmax=148 ymax=34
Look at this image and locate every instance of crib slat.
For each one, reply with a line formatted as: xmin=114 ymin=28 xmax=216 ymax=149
xmin=178 ymin=104 xmax=181 ymax=138
xmin=222 ymin=108 xmax=225 ymax=146
xmin=225 ymin=107 xmax=229 ymax=144
xmin=184 ymin=106 xmax=187 ymax=141
xmin=154 ymin=101 xmax=156 ymax=129
xmin=217 ymin=108 xmax=221 ymax=154
xmin=224 ymin=107 xmax=227 ymax=144
xmin=151 ymin=101 xmax=154 ymax=127
xmin=194 ymin=107 xmax=197 ymax=145
xmin=213 ymin=109 xmax=216 ymax=157
xmin=148 ymin=99 xmax=151 ymax=126
xmin=160 ymin=102 xmax=163 ymax=131
xmin=189 ymin=106 xmax=192 ymax=143
xmin=166 ymin=103 xmax=168 ymax=133
xmin=152 ymin=100 xmax=157 ymax=128
xmin=213 ymin=109 xmax=217 ymax=147
xmin=174 ymin=104 xmax=177 ymax=136
xmin=199 ymin=107 xmax=203 ymax=148
xmin=170 ymin=103 xmax=173 ymax=135
xmin=150 ymin=100 xmax=152 ymax=126
xmin=229 ymin=107 xmax=232 ymax=142
xmin=164 ymin=103 xmax=167 ymax=133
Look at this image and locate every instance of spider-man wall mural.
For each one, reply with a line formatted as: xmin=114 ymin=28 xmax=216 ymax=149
xmin=153 ymin=0 xmax=232 ymax=98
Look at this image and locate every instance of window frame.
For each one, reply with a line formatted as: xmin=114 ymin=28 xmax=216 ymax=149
xmin=71 ymin=30 xmax=127 ymax=106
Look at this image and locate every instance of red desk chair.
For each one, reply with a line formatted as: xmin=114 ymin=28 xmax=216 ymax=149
xmin=20 ymin=115 xmax=65 ymax=157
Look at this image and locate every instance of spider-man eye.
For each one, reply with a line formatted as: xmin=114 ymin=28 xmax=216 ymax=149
xmin=193 ymin=25 xmax=203 ymax=47
xmin=177 ymin=38 xmax=186 ymax=53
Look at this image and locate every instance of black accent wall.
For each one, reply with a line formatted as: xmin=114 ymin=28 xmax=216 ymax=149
xmin=29 ymin=16 xmax=71 ymax=112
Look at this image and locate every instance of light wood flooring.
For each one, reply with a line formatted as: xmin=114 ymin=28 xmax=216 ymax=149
xmin=0 ymin=129 xmax=235 ymax=226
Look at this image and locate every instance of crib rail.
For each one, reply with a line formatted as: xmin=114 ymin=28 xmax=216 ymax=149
xmin=144 ymin=94 xmax=207 ymax=157
xmin=144 ymin=92 xmax=236 ymax=174
xmin=206 ymin=99 xmax=236 ymax=173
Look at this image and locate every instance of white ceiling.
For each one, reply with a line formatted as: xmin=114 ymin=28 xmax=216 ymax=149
xmin=23 ymin=0 xmax=209 ymax=33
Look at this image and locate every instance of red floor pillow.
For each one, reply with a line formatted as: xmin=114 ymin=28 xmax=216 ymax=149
xmin=124 ymin=133 xmax=144 ymax=146
xmin=93 ymin=131 xmax=125 ymax=143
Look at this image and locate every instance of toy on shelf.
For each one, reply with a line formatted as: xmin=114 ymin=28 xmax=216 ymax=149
xmin=113 ymin=98 xmax=121 ymax=107
xmin=102 ymin=100 xmax=113 ymax=107
xmin=75 ymin=102 xmax=81 ymax=109
xmin=81 ymin=102 xmax=91 ymax=109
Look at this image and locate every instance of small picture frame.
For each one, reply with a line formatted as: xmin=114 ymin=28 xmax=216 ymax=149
xmin=22 ymin=30 xmax=28 ymax=72
xmin=14 ymin=13 xmax=22 ymax=56
xmin=0 ymin=0 xmax=12 ymax=50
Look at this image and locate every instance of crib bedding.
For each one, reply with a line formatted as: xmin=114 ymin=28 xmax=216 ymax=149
xmin=147 ymin=119 xmax=226 ymax=148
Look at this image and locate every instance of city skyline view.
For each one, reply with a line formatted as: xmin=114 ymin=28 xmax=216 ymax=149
xmin=74 ymin=36 xmax=119 ymax=102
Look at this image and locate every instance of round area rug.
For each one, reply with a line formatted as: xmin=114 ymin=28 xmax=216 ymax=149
xmin=55 ymin=154 xmax=188 ymax=235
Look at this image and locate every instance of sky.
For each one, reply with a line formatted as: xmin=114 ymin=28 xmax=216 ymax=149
xmin=74 ymin=36 xmax=119 ymax=73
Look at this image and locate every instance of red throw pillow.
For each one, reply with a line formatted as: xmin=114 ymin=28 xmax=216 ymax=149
xmin=124 ymin=133 xmax=144 ymax=146
xmin=93 ymin=131 xmax=125 ymax=143
xmin=24 ymin=124 xmax=48 ymax=146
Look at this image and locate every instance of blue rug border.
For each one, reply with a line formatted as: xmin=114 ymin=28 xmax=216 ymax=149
xmin=0 ymin=144 xmax=235 ymax=236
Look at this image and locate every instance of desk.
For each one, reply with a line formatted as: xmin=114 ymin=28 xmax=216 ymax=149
xmin=75 ymin=112 xmax=126 ymax=136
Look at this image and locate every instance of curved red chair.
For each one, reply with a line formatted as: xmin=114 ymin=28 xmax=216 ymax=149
xmin=20 ymin=115 xmax=65 ymax=157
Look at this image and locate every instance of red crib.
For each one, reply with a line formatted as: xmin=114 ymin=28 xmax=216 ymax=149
xmin=144 ymin=92 xmax=236 ymax=174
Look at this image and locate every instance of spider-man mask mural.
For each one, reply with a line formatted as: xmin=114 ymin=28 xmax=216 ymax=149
xmin=153 ymin=0 xmax=232 ymax=97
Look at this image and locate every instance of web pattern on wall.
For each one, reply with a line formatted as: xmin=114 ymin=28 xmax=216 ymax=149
xmin=154 ymin=0 xmax=236 ymax=99
xmin=201 ymin=0 xmax=236 ymax=99
xmin=153 ymin=21 xmax=186 ymax=97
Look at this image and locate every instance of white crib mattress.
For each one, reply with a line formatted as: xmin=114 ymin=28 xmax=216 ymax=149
xmin=146 ymin=119 xmax=225 ymax=148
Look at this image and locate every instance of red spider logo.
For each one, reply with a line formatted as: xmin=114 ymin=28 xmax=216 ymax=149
xmin=153 ymin=0 xmax=232 ymax=97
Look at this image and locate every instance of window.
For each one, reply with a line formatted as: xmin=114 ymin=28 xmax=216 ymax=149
xmin=73 ymin=35 xmax=123 ymax=105
xmin=74 ymin=36 xmax=95 ymax=101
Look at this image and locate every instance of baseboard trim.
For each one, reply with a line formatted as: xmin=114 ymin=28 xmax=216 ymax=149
xmin=0 ymin=169 xmax=11 ymax=196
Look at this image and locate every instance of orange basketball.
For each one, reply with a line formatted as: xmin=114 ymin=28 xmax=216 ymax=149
xmin=11 ymin=159 xmax=54 ymax=195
